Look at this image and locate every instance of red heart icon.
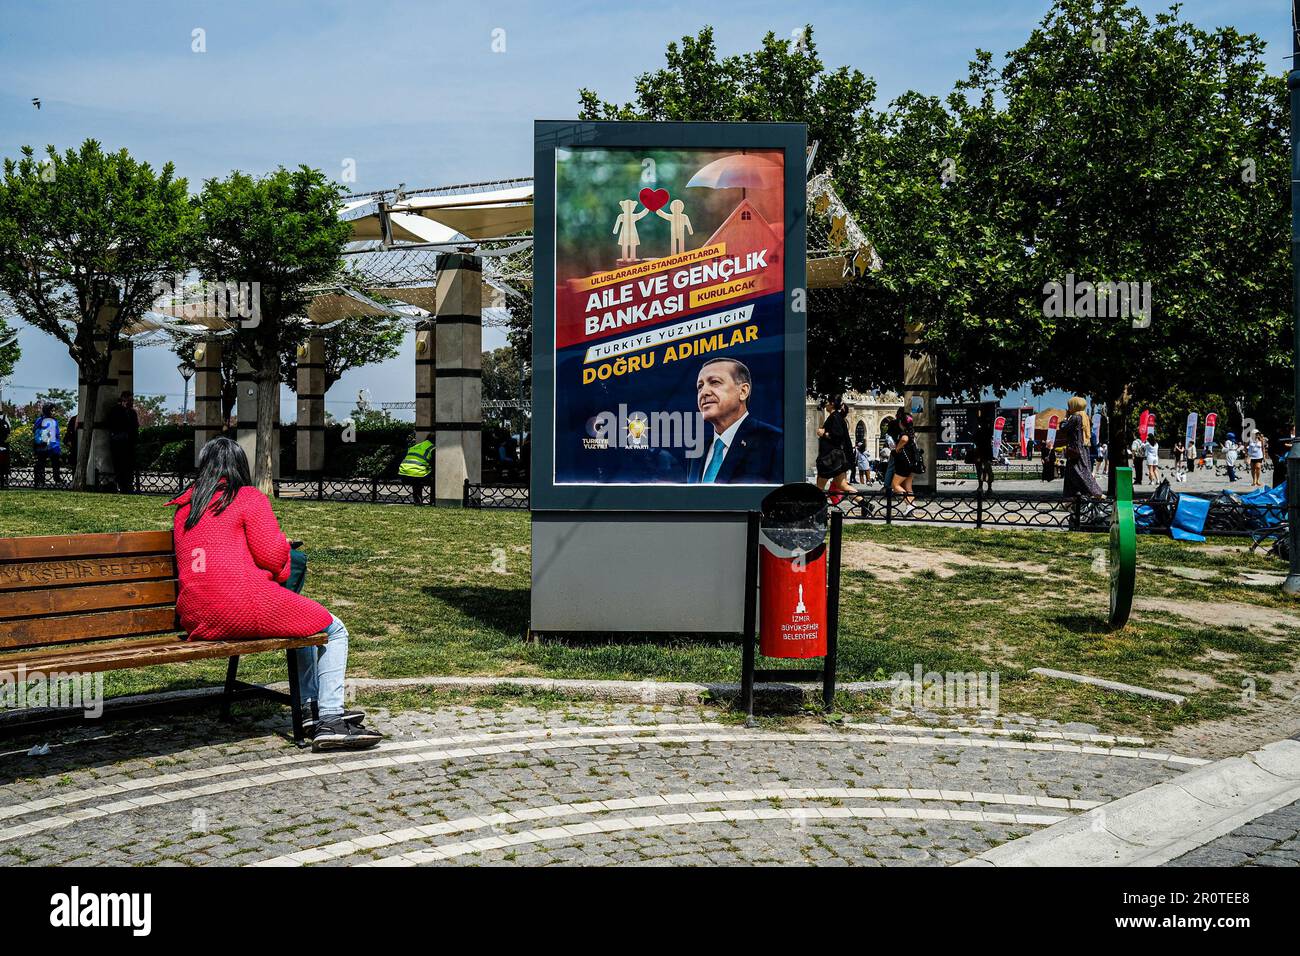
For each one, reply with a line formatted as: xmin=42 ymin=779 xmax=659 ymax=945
xmin=639 ymin=187 xmax=670 ymax=211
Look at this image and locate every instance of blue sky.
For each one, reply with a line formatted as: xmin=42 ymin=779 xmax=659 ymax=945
xmin=0 ymin=0 xmax=1287 ymax=418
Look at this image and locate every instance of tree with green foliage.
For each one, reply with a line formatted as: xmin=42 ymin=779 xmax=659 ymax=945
xmin=0 ymin=320 xmax=18 ymax=381
xmin=0 ymin=139 xmax=196 ymax=488
xmin=931 ymin=0 xmax=1290 ymax=490
xmin=193 ymin=166 xmax=350 ymax=491
xmin=576 ymin=25 xmax=903 ymax=394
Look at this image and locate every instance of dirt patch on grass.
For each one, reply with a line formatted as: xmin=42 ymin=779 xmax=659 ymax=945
xmin=1160 ymin=659 xmax=1300 ymax=759
xmin=1155 ymin=668 xmax=1224 ymax=692
xmin=1133 ymin=596 xmax=1300 ymax=638
xmin=842 ymin=541 xmax=1052 ymax=582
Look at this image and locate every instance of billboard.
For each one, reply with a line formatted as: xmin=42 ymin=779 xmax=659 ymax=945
xmin=532 ymin=122 xmax=807 ymax=511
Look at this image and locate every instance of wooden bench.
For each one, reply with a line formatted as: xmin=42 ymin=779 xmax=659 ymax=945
xmin=0 ymin=530 xmax=327 ymax=743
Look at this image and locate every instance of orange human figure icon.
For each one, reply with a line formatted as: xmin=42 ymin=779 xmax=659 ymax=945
xmin=656 ymin=199 xmax=693 ymax=256
xmin=612 ymin=199 xmax=649 ymax=261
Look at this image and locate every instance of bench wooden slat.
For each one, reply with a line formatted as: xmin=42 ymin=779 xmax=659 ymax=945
xmin=0 ymin=607 xmax=180 ymax=649
xmin=0 ymin=531 xmax=173 ymax=562
xmin=0 ymin=553 xmax=177 ymax=592
xmin=0 ymin=631 xmax=328 ymax=679
xmin=0 ymin=580 xmax=178 ymax=621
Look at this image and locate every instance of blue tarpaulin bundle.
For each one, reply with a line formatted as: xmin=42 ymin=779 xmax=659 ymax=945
xmin=1238 ymin=482 xmax=1287 ymax=530
xmin=1169 ymin=494 xmax=1211 ymax=542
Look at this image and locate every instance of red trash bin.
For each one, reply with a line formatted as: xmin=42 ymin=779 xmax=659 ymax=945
xmin=758 ymin=483 xmax=829 ymax=659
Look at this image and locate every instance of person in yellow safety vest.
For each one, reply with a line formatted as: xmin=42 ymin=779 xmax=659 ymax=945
xmin=398 ymin=437 xmax=434 ymax=505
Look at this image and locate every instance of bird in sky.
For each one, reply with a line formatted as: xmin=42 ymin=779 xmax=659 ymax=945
xmin=31 ymin=98 xmax=40 ymax=109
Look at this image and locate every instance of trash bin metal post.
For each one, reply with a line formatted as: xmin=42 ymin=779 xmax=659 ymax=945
xmin=823 ymin=508 xmax=842 ymax=710
xmin=741 ymin=511 xmax=760 ymax=723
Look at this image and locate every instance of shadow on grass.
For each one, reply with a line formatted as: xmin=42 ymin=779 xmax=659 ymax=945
xmin=422 ymin=584 xmax=529 ymax=638
xmin=1051 ymin=612 xmax=1110 ymax=635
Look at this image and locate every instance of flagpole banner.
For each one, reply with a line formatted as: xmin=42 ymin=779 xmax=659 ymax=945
xmin=532 ymin=121 xmax=807 ymax=511
xmin=1204 ymin=412 xmax=1217 ymax=448
xmin=1185 ymin=412 xmax=1199 ymax=448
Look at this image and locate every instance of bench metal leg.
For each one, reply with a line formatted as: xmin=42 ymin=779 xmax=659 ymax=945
xmin=220 ymin=656 xmax=240 ymax=721
xmin=285 ymin=648 xmax=306 ymax=746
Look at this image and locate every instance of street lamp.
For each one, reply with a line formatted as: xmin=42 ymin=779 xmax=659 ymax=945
xmin=178 ymin=361 xmax=195 ymax=423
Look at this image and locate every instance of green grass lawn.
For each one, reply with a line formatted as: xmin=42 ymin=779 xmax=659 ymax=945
xmin=3 ymin=490 xmax=1296 ymax=737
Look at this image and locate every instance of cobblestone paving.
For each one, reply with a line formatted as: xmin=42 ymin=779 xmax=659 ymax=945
xmin=1165 ymin=799 xmax=1300 ymax=868
xmin=0 ymin=702 xmax=1200 ymax=867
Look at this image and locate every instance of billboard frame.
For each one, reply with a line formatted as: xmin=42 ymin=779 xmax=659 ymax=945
xmin=531 ymin=119 xmax=808 ymax=512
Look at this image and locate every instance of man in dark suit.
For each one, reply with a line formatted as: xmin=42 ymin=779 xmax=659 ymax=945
xmin=687 ymin=357 xmax=783 ymax=484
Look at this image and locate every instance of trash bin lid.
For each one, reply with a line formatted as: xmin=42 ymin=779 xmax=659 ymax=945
xmin=760 ymin=481 xmax=828 ymax=528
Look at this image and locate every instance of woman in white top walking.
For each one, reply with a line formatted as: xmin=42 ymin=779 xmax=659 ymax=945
xmin=1248 ymin=433 xmax=1266 ymax=488
xmin=1144 ymin=436 xmax=1160 ymax=484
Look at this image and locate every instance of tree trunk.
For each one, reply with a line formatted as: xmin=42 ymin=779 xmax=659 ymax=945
xmin=73 ymin=379 xmax=99 ymax=491
xmin=254 ymin=349 xmax=277 ymax=495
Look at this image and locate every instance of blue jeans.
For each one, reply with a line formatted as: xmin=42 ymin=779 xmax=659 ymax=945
xmin=282 ymin=550 xmax=349 ymax=718
xmin=295 ymin=616 xmax=349 ymax=719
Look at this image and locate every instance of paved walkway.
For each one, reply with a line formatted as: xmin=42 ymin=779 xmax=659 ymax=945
xmin=0 ymin=701 xmax=1206 ymax=867
xmin=1166 ymin=799 xmax=1300 ymax=867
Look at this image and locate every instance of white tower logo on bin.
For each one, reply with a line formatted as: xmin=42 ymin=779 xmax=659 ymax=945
xmin=794 ymin=584 xmax=806 ymax=615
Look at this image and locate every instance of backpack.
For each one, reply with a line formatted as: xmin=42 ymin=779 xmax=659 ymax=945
xmin=33 ymin=417 xmax=60 ymax=455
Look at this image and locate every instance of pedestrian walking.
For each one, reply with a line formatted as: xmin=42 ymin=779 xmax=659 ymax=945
xmin=854 ymin=441 xmax=873 ymax=486
xmin=1144 ymin=435 xmax=1160 ymax=484
xmin=1173 ymin=440 xmax=1186 ymax=482
xmin=33 ymin=403 xmax=62 ymax=488
xmin=890 ymin=413 xmax=921 ymax=514
xmin=1248 ymin=432 xmax=1266 ymax=487
xmin=0 ymin=412 xmax=10 ymax=489
xmin=1056 ymin=396 xmax=1103 ymax=498
xmin=1224 ymin=433 xmax=1239 ymax=483
xmin=972 ymin=403 xmax=996 ymax=494
xmin=814 ymin=397 xmax=854 ymax=503
xmin=1131 ymin=435 xmax=1145 ymax=486
xmin=106 ymin=390 xmax=139 ymax=493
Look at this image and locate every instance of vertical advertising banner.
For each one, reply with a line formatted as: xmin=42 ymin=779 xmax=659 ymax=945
xmin=1046 ymin=414 xmax=1059 ymax=448
xmin=555 ymin=146 xmax=785 ymax=485
xmin=533 ymin=122 xmax=806 ymax=512
xmin=992 ymin=416 xmax=1006 ymax=458
xmin=1204 ymin=412 xmax=1217 ymax=448
xmin=1185 ymin=412 xmax=1199 ymax=449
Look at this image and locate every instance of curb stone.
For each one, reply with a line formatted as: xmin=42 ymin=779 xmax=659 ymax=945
xmin=959 ymin=738 xmax=1300 ymax=867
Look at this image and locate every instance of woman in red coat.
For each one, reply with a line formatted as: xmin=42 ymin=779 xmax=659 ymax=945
xmin=170 ymin=438 xmax=381 ymax=751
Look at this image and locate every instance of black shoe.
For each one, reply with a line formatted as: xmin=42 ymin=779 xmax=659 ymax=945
xmin=303 ymin=703 xmax=365 ymax=731
xmin=311 ymin=716 xmax=383 ymax=752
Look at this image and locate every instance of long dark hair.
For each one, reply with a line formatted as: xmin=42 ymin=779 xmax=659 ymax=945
xmin=184 ymin=437 xmax=252 ymax=530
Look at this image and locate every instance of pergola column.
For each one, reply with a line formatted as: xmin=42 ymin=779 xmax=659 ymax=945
xmin=433 ymin=253 xmax=482 ymax=506
xmin=903 ymin=320 xmax=938 ymax=495
xmin=236 ymin=355 xmax=280 ymax=479
xmin=296 ymin=334 xmax=327 ymax=474
xmin=193 ymin=337 xmax=224 ymax=465
xmin=414 ymin=320 xmax=434 ymax=442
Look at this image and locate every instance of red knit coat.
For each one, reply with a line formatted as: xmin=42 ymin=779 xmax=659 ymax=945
xmin=168 ymin=485 xmax=334 ymax=641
